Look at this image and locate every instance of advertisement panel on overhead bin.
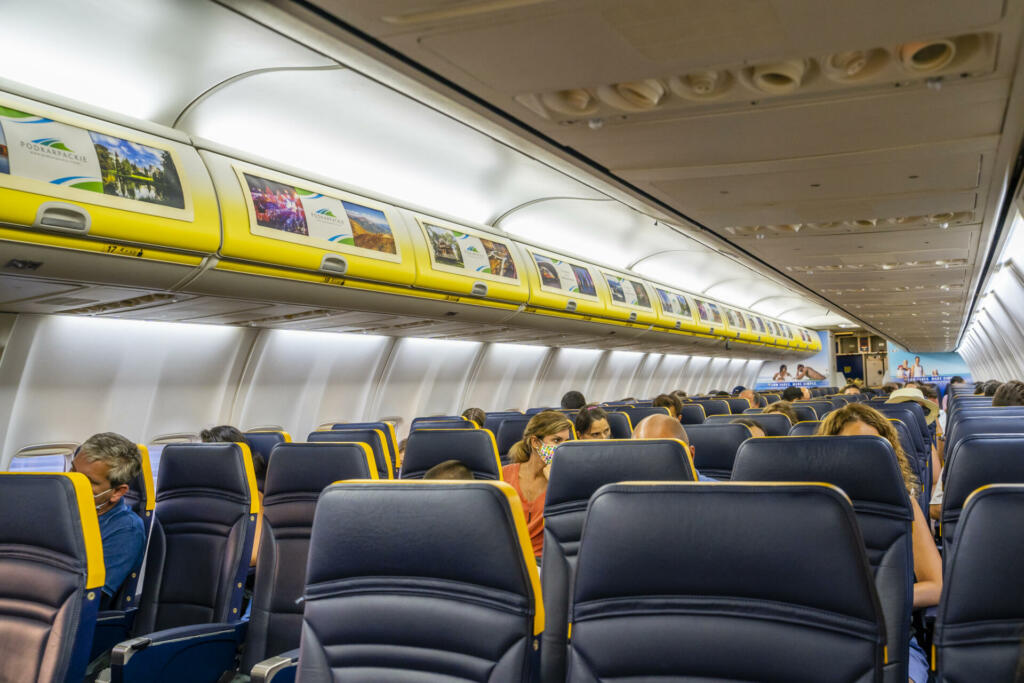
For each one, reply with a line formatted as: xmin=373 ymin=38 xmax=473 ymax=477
xmin=532 ymin=252 xmax=598 ymax=299
xmin=0 ymin=102 xmax=192 ymax=220
xmin=420 ymin=221 xmax=519 ymax=283
xmin=655 ymin=287 xmax=695 ymax=320
xmin=602 ymin=272 xmax=652 ymax=309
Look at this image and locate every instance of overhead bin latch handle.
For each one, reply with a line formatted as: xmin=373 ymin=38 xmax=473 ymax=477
xmin=33 ymin=202 xmax=91 ymax=234
xmin=628 ymin=312 xmax=638 ymax=322
xmin=565 ymin=300 xmax=577 ymax=312
xmin=675 ymin=320 xmax=682 ymax=329
xmin=320 ymin=255 xmax=348 ymax=275
xmin=471 ymin=281 xmax=488 ymax=297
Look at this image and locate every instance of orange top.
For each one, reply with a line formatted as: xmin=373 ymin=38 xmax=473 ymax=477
xmin=502 ymin=462 xmax=545 ymax=558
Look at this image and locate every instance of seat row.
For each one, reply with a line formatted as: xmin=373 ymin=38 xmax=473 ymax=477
xmin=6 ymin=434 xmax=1022 ymax=682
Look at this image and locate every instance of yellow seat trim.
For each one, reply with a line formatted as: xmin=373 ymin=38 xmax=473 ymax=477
xmin=237 ymin=443 xmax=261 ymax=515
xmin=135 ymin=444 xmax=155 ymax=512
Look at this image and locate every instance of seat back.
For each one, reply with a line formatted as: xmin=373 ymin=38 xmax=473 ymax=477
xmin=944 ymin=416 xmax=1024 ymax=465
xmin=307 ymin=429 xmax=393 ymax=480
xmin=799 ymin=401 xmax=833 ymax=416
xmin=604 ymin=411 xmax=632 ymax=439
xmin=133 ymin=443 xmax=258 ymax=634
xmin=399 ymin=428 xmax=502 ymax=480
xmin=940 ymin=435 xmax=1024 ymax=559
xmin=732 ymin=435 xmax=914 ymax=683
xmin=677 ymin=403 xmax=706 ymax=425
xmin=724 ymin=397 xmax=752 ymax=414
xmin=685 ymin=423 xmax=753 ymax=479
xmin=483 ymin=411 xmax=524 ymax=435
xmin=691 ymin=398 xmax=730 ymax=416
xmin=704 ymin=412 xmax=792 ymax=436
xmin=296 ymin=481 xmax=543 ymax=682
xmin=496 ymin=416 xmax=534 ymax=457
xmin=789 ymin=420 xmax=822 ymax=436
xmin=330 ymin=422 xmax=397 ymax=465
xmin=791 ymin=404 xmax=819 ymax=422
xmin=0 ymin=473 xmax=104 ymax=683
xmin=111 ymin=444 xmax=155 ymax=609
xmin=618 ymin=406 xmax=669 ymax=426
xmin=568 ymin=483 xmax=884 ymax=682
xmin=538 ymin=440 xmax=696 ymax=683
xmin=762 ymin=393 xmax=780 ymax=404
xmin=241 ymin=442 xmax=376 ymax=670
xmin=935 ymin=485 xmax=1024 ymax=682
xmin=526 ymin=406 xmax=555 ymax=414
xmin=244 ymin=431 xmax=292 ymax=487
xmin=412 ymin=419 xmax=476 ymax=431
xmin=409 ymin=415 xmax=462 ymax=427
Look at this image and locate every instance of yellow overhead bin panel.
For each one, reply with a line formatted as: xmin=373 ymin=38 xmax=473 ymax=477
xmin=409 ymin=214 xmax=529 ymax=304
xmin=599 ymin=270 xmax=659 ymax=326
xmin=746 ymin=313 xmax=772 ymax=342
xmin=722 ymin=306 xmax=761 ymax=343
xmin=0 ymin=91 xmax=218 ymax=275
xmin=205 ymin=152 xmax=416 ymax=285
xmin=804 ymin=328 xmax=822 ymax=351
xmin=650 ymin=285 xmax=704 ymax=334
xmin=691 ymin=296 xmax=728 ymax=336
xmin=521 ymin=245 xmax=607 ymax=317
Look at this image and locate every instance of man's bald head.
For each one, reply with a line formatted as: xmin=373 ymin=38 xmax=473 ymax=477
xmin=633 ymin=413 xmax=689 ymax=442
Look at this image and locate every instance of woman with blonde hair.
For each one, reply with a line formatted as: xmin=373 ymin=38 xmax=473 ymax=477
xmin=817 ymin=403 xmax=940 ymax=683
xmin=762 ymin=400 xmax=798 ymax=424
xmin=503 ymin=410 xmax=573 ymax=561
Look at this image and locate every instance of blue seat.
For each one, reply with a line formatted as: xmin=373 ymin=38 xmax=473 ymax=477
xmin=496 ymin=416 xmax=533 ymax=458
xmin=105 ymin=443 xmax=258 ymax=665
xmin=789 ymin=420 xmax=822 ymax=436
xmin=409 ymin=415 xmax=462 ymax=427
xmin=244 ymin=430 xmax=292 ymax=488
xmin=110 ymin=442 xmax=377 ymax=682
xmin=934 ymin=485 xmax=1024 ymax=682
xmin=791 ymin=404 xmax=818 ymax=422
xmin=604 ymin=412 xmax=632 ymax=439
xmin=567 ymin=483 xmax=885 ymax=681
xmin=685 ymin=423 xmax=753 ymax=479
xmin=526 ymin=406 xmax=555 ymax=414
xmin=704 ymin=412 xmax=791 ymax=436
xmin=540 ymin=440 xmax=696 ymax=682
xmin=763 ymin=393 xmax=781 ymax=404
xmin=678 ymin=403 xmax=706 ymax=425
xmin=940 ymin=435 xmax=1024 ymax=560
xmin=113 ymin=444 xmax=156 ymax=610
xmin=618 ymin=406 xmax=669 ymax=426
xmin=330 ymin=422 xmax=398 ymax=466
xmin=742 ymin=407 xmax=764 ymax=414
xmin=944 ymin=415 xmax=1024 ymax=467
xmin=400 ymin=428 xmax=502 ymax=480
xmin=291 ymin=481 xmax=542 ymax=681
xmin=691 ymin=399 xmax=730 ymax=416
xmin=0 ymin=473 xmax=104 ymax=683
xmin=307 ymin=428 xmax=393 ymax=480
xmin=412 ymin=419 xmax=476 ymax=431
xmin=733 ymin=435 xmax=915 ymax=683
xmin=724 ymin=397 xmax=752 ymax=414
xmin=796 ymin=400 xmax=833 ymax=417
xmin=482 ymin=411 xmax=524 ymax=435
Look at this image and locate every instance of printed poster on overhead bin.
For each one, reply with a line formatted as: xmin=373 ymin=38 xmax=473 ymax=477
xmin=0 ymin=102 xmax=191 ymax=220
xmin=420 ymin=221 xmax=519 ymax=283
xmin=532 ymin=252 xmax=598 ymax=298
xmin=238 ymin=169 xmax=401 ymax=262
xmin=693 ymin=298 xmax=724 ymax=326
xmin=654 ymin=287 xmax=694 ymax=320
xmin=603 ymin=273 xmax=651 ymax=308
xmin=755 ymin=330 xmax=832 ymax=390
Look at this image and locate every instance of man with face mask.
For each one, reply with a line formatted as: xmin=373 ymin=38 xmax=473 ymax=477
xmin=70 ymin=432 xmax=145 ymax=604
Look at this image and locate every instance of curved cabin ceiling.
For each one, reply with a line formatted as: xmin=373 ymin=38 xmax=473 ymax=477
xmin=289 ymin=0 xmax=1024 ymax=351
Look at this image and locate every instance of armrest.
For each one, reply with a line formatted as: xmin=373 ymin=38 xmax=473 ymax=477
xmin=109 ymin=621 xmax=247 ymax=683
xmin=251 ymin=649 xmax=299 ymax=683
xmin=89 ymin=609 xmax=138 ymax=663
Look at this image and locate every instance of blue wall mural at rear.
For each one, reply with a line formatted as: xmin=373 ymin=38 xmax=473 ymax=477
xmin=887 ymin=344 xmax=971 ymax=383
xmin=756 ymin=331 xmax=832 ymax=390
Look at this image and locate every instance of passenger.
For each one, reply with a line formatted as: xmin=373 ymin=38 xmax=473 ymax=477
xmin=992 ymin=380 xmax=1024 ymax=407
xmin=881 ymin=382 xmax=899 ymax=395
xmin=973 ymin=381 xmax=986 ymax=395
xmin=632 ymin=414 xmax=716 ymax=481
xmin=941 ymin=375 xmax=965 ymax=410
xmin=731 ymin=385 xmax=747 ymax=396
xmin=201 ymin=426 xmax=266 ymax=567
xmin=887 ymin=387 xmax=942 ymax=490
xmin=396 ymin=438 xmax=408 ymax=469
xmin=69 ymin=433 xmax=145 ymax=606
xmin=738 ymin=388 xmax=760 ymax=407
xmin=843 ymin=385 xmax=862 ymax=395
xmin=560 ymin=390 xmax=586 ymax=410
xmin=672 ymin=390 xmax=688 ymax=400
xmin=575 ymin=405 xmax=612 ymax=440
xmin=817 ymin=403 xmax=941 ymax=683
xmin=762 ymin=400 xmax=798 ymax=424
xmin=503 ymin=411 xmax=573 ymax=560
xmin=984 ymin=380 xmax=1003 ymax=397
xmin=730 ymin=417 xmax=766 ymax=439
xmin=423 ymin=459 xmax=474 ymax=480
xmin=713 ymin=390 xmax=730 ymax=397
xmin=781 ymin=386 xmax=803 ymax=402
xmin=652 ymin=393 xmax=683 ymax=418
xmin=461 ymin=407 xmax=486 ymax=428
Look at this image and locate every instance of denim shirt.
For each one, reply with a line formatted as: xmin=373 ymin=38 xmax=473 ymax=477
xmin=97 ymin=499 xmax=146 ymax=597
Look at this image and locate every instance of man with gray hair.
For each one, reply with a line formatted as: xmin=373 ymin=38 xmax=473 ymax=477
xmin=70 ymin=432 xmax=145 ymax=604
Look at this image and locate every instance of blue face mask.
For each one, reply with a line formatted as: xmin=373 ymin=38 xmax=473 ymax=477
xmin=538 ymin=442 xmax=557 ymax=465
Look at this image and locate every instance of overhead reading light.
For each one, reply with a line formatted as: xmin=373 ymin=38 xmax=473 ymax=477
xmin=541 ymin=89 xmax=599 ymax=116
xmin=746 ymin=59 xmax=808 ymax=94
xmin=900 ymin=38 xmax=956 ymax=72
xmin=669 ymin=70 xmax=733 ymax=101
xmin=598 ymin=79 xmax=666 ymax=111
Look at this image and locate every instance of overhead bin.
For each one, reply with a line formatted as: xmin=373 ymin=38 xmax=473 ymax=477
xmin=407 ymin=213 xmax=529 ymax=304
xmin=690 ymin=295 xmax=729 ymax=337
xmin=0 ymin=90 xmax=218 ymax=288
xmin=722 ymin=306 xmax=761 ymax=343
xmin=599 ymin=269 xmax=659 ymax=326
xmin=520 ymin=245 xmax=607 ymax=317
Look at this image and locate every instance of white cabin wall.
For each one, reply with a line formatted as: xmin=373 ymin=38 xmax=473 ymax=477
xmin=531 ymin=347 xmax=604 ymax=408
xmin=461 ymin=343 xmax=549 ymax=414
xmin=588 ymin=351 xmax=644 ymax=402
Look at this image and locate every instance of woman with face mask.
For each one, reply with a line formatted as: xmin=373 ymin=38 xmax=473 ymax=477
xmin=503 ymin=410 xmax=573 ymax=561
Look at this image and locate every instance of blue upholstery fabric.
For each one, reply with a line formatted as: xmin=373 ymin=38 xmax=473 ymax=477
xmin=567 ymin=483 xmax=885 ymax=682
xmin=495 ymin=416 xmax=533 ymax=457
xmin=330 ymin=422 xmax=398 ymax=468
xmin=617 ymin=406 xmax=669 ymax=426
xmin=678 ymin=404 xmax=706 ymax=425
xmin=132 ymin=443 xmax=256 ymax=635
xmin=399 ymin=429 xmax=501 ymax=480
xmin=307 ymin=429 xmax=391 ymax=480
xmin=732 ymin=436 xmax=914 ymax=683
xmin=791 ymin=404 xmax=819 ymax=422
xmin=944 ymin=409 xmax=1024 ymax=458
xmin=482 ymin=411 xmax=524 ymax=435
xmin=603 ymin=412 xmax=632 ymax=439
xmin=540 ymin=440 xmax=695 ymax=683
xmin=244 ymin=431 xmax=289 ymax=480
xmin=704 ymin=412 xmax=792 ymax=436
xmin=935 ymin=485 xmax=1024 ymax=682
xmin=789 ymin=420 xmax=822 ymax=436
xmin=690 ymin=399 xmax=730 ymax=416
xmin=242 ymin=443 xmax=376 ymax=671
xmin=685 ymin=423 xmax=752 ymax=479
xmin=940 ymin=435 xmax=1024 ymax=562
xmin=797 ymin=400 xmax=833 ymax=417
xmin=412 ymin=420 xmax=476 ymax=431
xmin=295 ymin=481 xmax=540 ymax=682
xmin=0 ymin=473 xmax=101 ymax=683
xmin=724 ymin=397 xmax=752 ymax=414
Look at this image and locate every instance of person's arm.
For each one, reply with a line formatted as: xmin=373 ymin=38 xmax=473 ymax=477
xmin=912 ymin=499 xmax=943 ymax=608
xmin=931 ymin=444 xmax=941 ymax=488
xmin=102 ymin=525 xmax=146 ymax=597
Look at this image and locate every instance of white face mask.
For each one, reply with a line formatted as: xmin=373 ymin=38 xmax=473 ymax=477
xmin=93 ymin=488 xmax=112 ymax=510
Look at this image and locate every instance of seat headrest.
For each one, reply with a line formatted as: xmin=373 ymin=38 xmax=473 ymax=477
xmin=307 ymin=429 xmax=391 ymax=479
xmin=156 ymin=443 xmax=257 ymax=511
xmin=941 ymin=484 xmax=1024 ymax=624
xmin=705 ymin=413 xmax=791 ymax=436
xmin=545 ymin=440 xmax=695 ymax=509
xmin=575 ymin=482 xmax=880 ymax=623
xmin=412 ymin=420 xmax=475 ymax=431
xmin=400 ymin=429 xmax=500 ymax=479
xmin=789 ymin=421 xmax=822 ymax=436
xmin=944 ymin=435 xmax=1024 ymax=509
xmin=603 ymin=412 xmax=633 ymax=438
xmin=264 ymin=443 xmax=376 ymax=497
xmin=733 ymin=435 xmax=912 ymax=511
xmin=496 ymin=416 xmax=533 ymax=454
xmin=0 ymin=473 xmax=105 ymax=590
xmin=308 ymin=480 xmax=543 ymax=633
xmin=684 ymin=424 xmax=751 ymax=471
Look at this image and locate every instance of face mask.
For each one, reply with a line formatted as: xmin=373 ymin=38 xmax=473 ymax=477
xmin=93 ymin=488 xmax=112 ymax=511
xmin=538 ymin=442 xmax=557 ymax=465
